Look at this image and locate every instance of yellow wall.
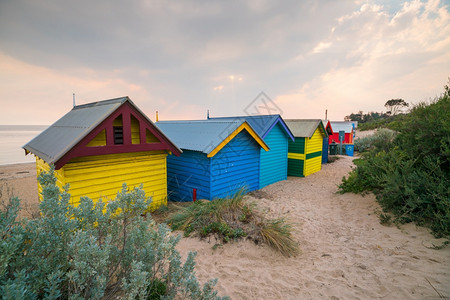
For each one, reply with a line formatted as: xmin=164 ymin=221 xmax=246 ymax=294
xmin=305 ymin=128 xmax=324 ymax=154
xmin=131 ymin=115 xmax=140 ymax=144
xmin=304 ymin=127 xmax=325 ymax=176
xmin=36 ymin=157 xmax=66 ymax=197
xmin=86 ymin=129 xmax=107 ymax=147
xmin=36 ymin=151 xmax=168 ymax=211
xmin=304 ymin=157 xmax=322 ymax=176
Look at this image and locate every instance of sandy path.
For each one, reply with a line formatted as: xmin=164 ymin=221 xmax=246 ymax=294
xmin=177 ymin=156 xmax=449 ymax=299
xmin=1 ymin=156 xmax=448 ymax=299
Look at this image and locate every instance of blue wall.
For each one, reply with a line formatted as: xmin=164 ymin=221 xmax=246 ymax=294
xmin=259 ymin=123 xmax=288 ymax=188
xmin=166 ymin=130 xmax=260 ymax=201
xmin=322 ymin=137 xmax=329 ymax=164
xmin=166 ymin=150 xmax=211 ymax=201
xmin=211 ymin=130 xmax=260 ymax=199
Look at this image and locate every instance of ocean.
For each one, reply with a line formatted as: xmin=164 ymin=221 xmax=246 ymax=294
xmin=0 ymin=125 xmax=48 ymax=166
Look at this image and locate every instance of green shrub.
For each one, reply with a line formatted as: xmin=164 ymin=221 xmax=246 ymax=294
xmin=357 ymin=114 xmax=406 ymax=131
xmin=0 ymin=167 xmax=227 ymax=299
xmin=339 ymin=95 xmax=450 ymax=238
xmin=353 ymin=128 xmax=397 ymax=153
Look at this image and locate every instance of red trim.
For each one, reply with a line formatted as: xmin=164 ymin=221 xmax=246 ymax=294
xmin=54 ymin=101 xmax=181 ymax=169
xmin=324 ymin=121 xmax=334 ymax=135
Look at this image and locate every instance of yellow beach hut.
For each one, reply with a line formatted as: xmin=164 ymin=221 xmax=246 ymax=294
xmin=284 ymin=119 xmax=326 ymax=177
xmin=23 ymin=96 xmax=181 ymax=210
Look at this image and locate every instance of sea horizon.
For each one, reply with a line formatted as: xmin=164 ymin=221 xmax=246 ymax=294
xmin=0 ymin=125 xmax=49 ymax=166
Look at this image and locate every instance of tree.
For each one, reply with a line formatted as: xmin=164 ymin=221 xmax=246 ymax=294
xmin=384 ymin=99 xmax=409 ymax=115
xmin=444 ymin=77 xmax=450 ymax=97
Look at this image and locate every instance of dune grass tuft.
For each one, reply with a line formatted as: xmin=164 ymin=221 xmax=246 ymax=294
xmin=167 ymin=189 xmax=299 ymax=257
xmin=260 ymin=218 xmax=300 ymax=257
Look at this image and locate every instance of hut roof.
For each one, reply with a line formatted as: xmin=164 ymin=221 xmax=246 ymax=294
xmin=156 ymin=120 xmax=269 ymax=157
xmin=322 ymin=120 xmax=334 ymax=135
xmin=329 ymin=121 xmax=354 ymax=133
xmin=208 ymin=115 xmax=294 ymax=141
xmin=23 ymin=96 xmax=181 ymax=167
xmin=284 ymin=119 xmax=326 ymax=138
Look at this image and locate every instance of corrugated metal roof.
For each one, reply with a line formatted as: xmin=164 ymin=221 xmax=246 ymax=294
xmin=208 ymin=115 xmax=294 ymax=141
xmin=322 ymin=120 xmax=334 ymax=135
xmin=23 ymin=97 xmax=127 ymax=165
xmin=329 ymin=121 xmax=354 ymax=133
xmin=284 ymin=119 xmax=324 ymax=138
xmin=23 ymin=96 xmax=182 ymax=165
xmin=156 ymin=120 xmax=246 ymax=154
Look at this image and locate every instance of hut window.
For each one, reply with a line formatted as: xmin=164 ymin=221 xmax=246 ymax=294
xmin=113 ymin=126 xmax=124 ymax=145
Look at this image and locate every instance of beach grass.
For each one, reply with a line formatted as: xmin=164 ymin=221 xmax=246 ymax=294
xmin=167 ymin=189 xmax=300 ymax=257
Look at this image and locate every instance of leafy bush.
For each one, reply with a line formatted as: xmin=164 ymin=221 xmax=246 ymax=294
xmin=0 ymin=167 xmax=227 ymax=299
xmin=168 ymin=190 xmax=300 ymax=257
xmin=357 ymin=114 xmax=406 ymax=131
xmin=353 ymin=128 xmax=397 ymax=152
xmin=339 ymin=94 xmax=450 ymax=238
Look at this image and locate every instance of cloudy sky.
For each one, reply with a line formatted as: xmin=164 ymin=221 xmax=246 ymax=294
xmin=0 ymin=0 xmax=449 ymax=125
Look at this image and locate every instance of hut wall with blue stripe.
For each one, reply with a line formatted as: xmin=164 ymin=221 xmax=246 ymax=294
xmin=259 ymin=122 xmax=288 ymax=188
xmin=166 ymin=130 xmax=260 ymax=201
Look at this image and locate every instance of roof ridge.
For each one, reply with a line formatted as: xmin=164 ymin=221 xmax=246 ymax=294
xmin=157 ymin=120 xmax=243 ymax=123
xmin=73 ymin=96 xmax=129 ymax=110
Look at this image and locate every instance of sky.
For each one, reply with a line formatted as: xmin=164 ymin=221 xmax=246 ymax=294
xmin=0 ymin=0 xmax=449 ymax=125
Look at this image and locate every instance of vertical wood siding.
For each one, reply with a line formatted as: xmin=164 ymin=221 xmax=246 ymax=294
xmin=166 ymin=150 xmax=211 ymax=202
xmin=36 ymin=152 xmax=168 ymax=211
xmin=211 ymin=130 xmax=260 ymax=199
xmin=260 ymin=123 xmax=288 ymax=188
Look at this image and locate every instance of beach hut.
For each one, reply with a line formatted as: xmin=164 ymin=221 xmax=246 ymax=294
xmin=156 ymin=120 xmax=269 ymax=201
xmin=321 ymin=120 xmax=334 ymax=164
xmin=208 ymin=115 xmax=294 ymax=188
xmin=284 ymin=119 xmax=326 ymax=177
xmin=329 ymin=121 xmax=354 ymax=144
xmin=23 ymin=96 xmax=181 ymax=210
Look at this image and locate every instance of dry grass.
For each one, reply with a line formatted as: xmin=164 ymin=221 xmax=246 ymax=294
xmin=165 ymin=190 xmax=300 ymax=257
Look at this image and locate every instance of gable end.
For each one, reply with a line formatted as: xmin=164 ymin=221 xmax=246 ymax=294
xmin=55 ymin=101 xmax=177 ymax=168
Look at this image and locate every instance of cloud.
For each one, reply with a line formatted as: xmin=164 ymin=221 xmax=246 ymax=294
xmin=0 ymin=52 xmax=166 ymax=124
xmin=0 ymin=0 xmax=448 ymax=124
xmin=275 ymin=0 xmax=450 ymax=120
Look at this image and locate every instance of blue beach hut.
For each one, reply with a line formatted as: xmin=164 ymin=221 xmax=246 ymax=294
xmin=209 ymin=115 xmax=294 ymax=188
xmin=156 ymin=120 xmax=269 ymax=201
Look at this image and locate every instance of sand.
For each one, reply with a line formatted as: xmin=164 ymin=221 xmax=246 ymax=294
xmin=1 ymin=146 xmax=448 ymax=299
xmin=0 ymin=162 xmax=40 ymax=219
xmin=176 ymin=156 xmax=449 ymax=299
